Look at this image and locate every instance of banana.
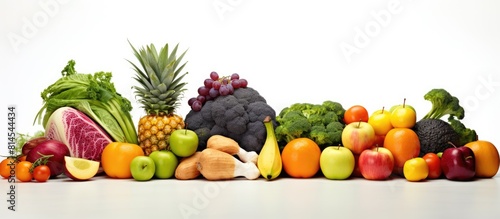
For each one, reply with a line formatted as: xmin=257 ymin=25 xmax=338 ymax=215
xmin=257 ymin=116 xmax=282 ymax=180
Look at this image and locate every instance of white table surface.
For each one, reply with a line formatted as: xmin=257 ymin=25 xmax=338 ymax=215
xmin=1 ymin=174 xmax=499 ymax=219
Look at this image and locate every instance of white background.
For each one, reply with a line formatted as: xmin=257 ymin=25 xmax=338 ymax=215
xmin=1 ymin=0 xmax=500 ymax=156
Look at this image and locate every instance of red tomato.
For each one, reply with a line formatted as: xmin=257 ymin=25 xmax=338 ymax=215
xmin=423 ymin=153 xmax=442 ymax=179
xmin=344 ymin=105 xmax=369 ymax=124
xmin=32 ymin=165 xmax=51 ymax=182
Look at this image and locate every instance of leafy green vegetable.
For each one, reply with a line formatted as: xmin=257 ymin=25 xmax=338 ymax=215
xmin=275 ymin=101 xmax=345 ymax=150
xmin=35 ymin=60 xmax=138 ymax=144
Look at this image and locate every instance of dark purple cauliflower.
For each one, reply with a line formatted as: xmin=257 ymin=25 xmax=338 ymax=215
xmin=185 ymin=87 xmax=276 ymax=153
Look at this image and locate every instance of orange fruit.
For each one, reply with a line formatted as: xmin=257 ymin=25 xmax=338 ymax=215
xmin=101 ymin=142 xmax=145 ymax=179
xmin=465 ymin=140 xmax=500 ymax=178
xmin=383 ymin=128 xmax=420 ymax=175
xmin=281 ymin=138 xmax=321 ymax=178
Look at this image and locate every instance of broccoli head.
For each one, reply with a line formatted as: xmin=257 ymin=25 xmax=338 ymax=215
xmin=274 ymin=101 xmax=345 ymax=150
xmin=448 ymin=118 xmax=478 ymax=146
xmin=420 ymin=88 xmax=477 ymax=147
xmin=185 ymin=87 xmax=276 ymax=153
xmin=422 ymin=88 xmax=465 ymax=120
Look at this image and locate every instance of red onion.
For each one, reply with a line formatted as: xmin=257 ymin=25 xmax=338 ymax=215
xmin=26 ymin=140 xmax=70 ymax=178
xmin=22 ymin=136 xmax=48 ymax=156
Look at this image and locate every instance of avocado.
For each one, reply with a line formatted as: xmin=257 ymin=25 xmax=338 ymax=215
xmin=412 ymin=118 xmax=460 ymax=157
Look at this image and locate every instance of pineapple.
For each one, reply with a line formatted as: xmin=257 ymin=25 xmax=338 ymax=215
xmin=128 ymin=42 xmax=188 ymax=155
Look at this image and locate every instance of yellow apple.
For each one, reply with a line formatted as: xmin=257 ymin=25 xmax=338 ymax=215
xmin=368 ymin=108 xmax=393 ymax=136
xmin=390 ymin=99 xmax=416 ymax=128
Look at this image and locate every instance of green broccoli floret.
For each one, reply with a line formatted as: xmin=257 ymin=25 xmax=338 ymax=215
xmin=309 ymin=125 xmax=327 ymax=140
xmin=322 ymin=100 xmax=346 ymax=119
xmin=275 ymin=113 xmax=311 ymax=143
xmin=306 ymin=114 xmax=324 ymax=125
xmin=301 ymin=104 xmax=326 ymax=118
xmin=274 ymin=101 xmax=345 ymax=150
xmin=422 ymin=88 xmax=465 ymax=120
xmin=309 ymin=125 xmax=330 ymax=146
xmin=322 ymin=111 xmax=339 ymax=124
xmin=288 ymin=103 xmax=314 ymax=111
xmin=326 ymin=122 xmax=344 ymax=135
xmin=448 ymin=118 xmax=478 ymax=145
xmin=309 ymin=122 xmax=344 ymax=150
xmin=276 ymin=110 xmax=302 ymax=124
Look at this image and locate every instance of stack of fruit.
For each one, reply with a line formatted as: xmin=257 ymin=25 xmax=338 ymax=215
xmin=317 ymin=100 xmax=499 ymax=182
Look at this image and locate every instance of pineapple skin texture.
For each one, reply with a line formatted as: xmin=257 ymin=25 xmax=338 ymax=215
xmin=138 ymin=114 xmax=185 ymax=155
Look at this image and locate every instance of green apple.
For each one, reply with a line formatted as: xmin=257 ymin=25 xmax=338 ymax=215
xmin=368 ymin=107 xmax=393 ymax=136
xmin=169 ymin=129 xmax=199 ymax=157
xmin=149 ymin=150 xmax=178 ymax=179
xmin=320 ymin=146 xmax=355 ymax=180
xmin=130 ymin=156 xmax=156 ymax=181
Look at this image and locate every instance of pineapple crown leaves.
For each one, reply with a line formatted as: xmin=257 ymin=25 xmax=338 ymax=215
xmin=127 ymin=41 xmax=189 ymax=115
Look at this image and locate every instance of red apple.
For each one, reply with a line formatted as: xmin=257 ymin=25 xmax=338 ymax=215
xmin=358 ymin=147 xmax=394 ymax=180
xmin=341 ymin=121 xmax=375 ymax=154
xmin=441 ymin=146 xmax=475 ymax=181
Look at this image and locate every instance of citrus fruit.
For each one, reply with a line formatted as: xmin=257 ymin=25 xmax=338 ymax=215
xmin=101 ymin=142 xmax=144 ymax=179
xmin=465 ymin=140 xmax=500 ymax=178
xmin=64 ymin=156 xmax=100 ymax=180
xmin=281 ymin=138 xmax=321 ymax=178
xmin=383 ymin=128 xmax=420 ymax=175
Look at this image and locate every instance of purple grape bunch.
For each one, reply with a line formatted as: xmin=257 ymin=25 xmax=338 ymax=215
xmin=188 ymin=71 xmax=248 ymax=112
